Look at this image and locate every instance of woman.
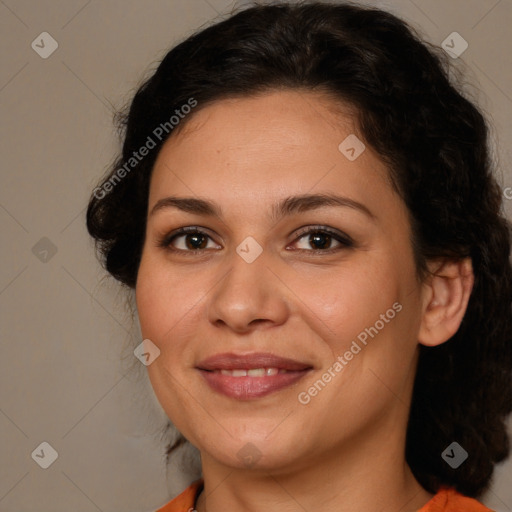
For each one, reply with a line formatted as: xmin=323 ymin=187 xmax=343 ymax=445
xmin=86 ymin=2 xmax=512 ymax=511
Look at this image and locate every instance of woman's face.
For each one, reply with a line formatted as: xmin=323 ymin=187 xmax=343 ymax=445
xmin=136 ymin=90 xmax=427 ymax=472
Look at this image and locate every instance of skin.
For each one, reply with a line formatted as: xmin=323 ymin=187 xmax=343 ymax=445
xmin=135 ymin=90 xmax=474 ymax=512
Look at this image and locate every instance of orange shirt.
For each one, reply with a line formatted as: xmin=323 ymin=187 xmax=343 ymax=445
xmin=155 ymin=479 xmax=493 ymax=512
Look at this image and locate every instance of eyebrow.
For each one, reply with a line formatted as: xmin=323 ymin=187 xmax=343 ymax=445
xmin=149 ymin=193 xmax=375 ymax=221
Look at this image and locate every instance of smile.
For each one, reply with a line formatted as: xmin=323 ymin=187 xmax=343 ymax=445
xmin=196 ymin=352 xmax=313 ymax=399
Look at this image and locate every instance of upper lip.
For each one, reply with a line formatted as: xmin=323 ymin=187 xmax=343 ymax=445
xmin=196 ymin=352 xmax=312 ymax=371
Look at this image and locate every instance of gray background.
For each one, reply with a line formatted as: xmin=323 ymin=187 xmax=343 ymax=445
xmin=1 ymin=0 xmax=511 ymax=511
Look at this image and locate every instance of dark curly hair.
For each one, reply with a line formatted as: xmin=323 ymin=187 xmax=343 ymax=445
xmin=86 ymin=1 xmax=512 ymax=498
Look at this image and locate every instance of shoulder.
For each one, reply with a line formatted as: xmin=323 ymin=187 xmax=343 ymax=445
xmin=419 ymin=487 xmax=494 ymax=512
xmin=154 ymin=479 xmax=204 ymax=512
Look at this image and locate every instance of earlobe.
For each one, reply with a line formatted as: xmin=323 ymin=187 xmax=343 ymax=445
xmin=418 ymin=258 xmax=474 ymax=347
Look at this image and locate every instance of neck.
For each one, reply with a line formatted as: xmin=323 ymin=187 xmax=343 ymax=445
xmin=195 ymin=413 xmax=433 ymax=512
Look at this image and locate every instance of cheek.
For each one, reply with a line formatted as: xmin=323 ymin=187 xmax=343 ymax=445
xmin=135 ymin=256 xmax=202 ymax=429
xmin=297 ymin=258 xmax=404 ymax=351
xmin=135 ymin=253 xmax=202 ymax=342
xmin=135 ymin=261 xmax=165 ymax=341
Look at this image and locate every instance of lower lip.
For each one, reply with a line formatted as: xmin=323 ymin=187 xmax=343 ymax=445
xmin=198 ymin=369 xmax=310 ymax=399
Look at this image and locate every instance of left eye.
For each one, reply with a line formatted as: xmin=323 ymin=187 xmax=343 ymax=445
xmin=291 ymin=228 xmax=352 ymax=251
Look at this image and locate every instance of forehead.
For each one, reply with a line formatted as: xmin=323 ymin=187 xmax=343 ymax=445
xmin=149 ymin=90 xmax=394 ymax=212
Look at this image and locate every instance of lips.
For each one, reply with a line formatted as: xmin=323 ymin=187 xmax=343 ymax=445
xmin=197 ymin=352 xmax=311 ymax=371
xmin=196 ymin=352 xmax=312 ymax=399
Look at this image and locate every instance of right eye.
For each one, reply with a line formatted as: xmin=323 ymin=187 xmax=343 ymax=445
xmin=159 ymin=227 xmax=222 ymax=253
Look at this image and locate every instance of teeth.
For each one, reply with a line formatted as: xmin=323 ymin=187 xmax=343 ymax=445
xmin=220 ymin=369 xmax=247 ymax=377
xmin=218 ymin=367 xmax=285 ymax=377
xmin=247 ymin=368 xmax=265 ymax=377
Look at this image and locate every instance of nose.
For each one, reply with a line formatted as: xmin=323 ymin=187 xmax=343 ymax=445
xmin=207 ymin=248 xmax=290 ymax=334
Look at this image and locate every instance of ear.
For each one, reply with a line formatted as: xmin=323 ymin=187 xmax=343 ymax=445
xmin=418 ymin=258 xmax=474 ymax=347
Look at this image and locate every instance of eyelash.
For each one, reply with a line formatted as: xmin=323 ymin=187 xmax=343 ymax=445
xmin=157 ymin=225 xmax=354 ymax=255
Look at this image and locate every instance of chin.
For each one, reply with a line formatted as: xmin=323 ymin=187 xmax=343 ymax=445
xmin=198 ymin=426 xmax=303 ymax=472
